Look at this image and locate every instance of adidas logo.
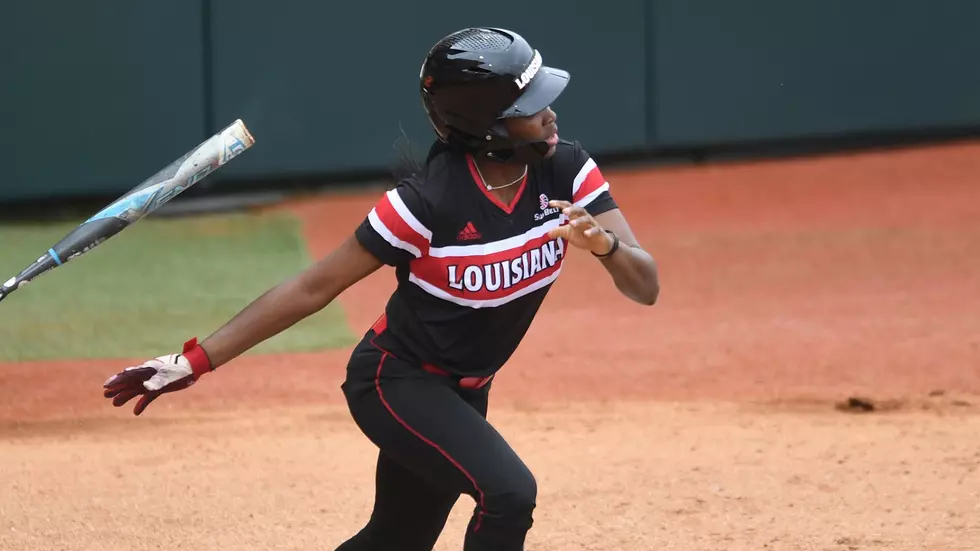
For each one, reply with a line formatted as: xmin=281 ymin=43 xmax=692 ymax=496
xmin=457 ymin=221 xmax=482 ymax=241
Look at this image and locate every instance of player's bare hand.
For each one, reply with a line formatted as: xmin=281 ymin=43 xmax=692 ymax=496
xmin=546 ymin=200 xmax=615 ymax=255
xmin=102 ymin=338 xmax=212 ymax=415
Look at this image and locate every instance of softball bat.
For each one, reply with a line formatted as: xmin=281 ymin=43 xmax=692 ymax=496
xmin=0 ymin=119 xmax=256 ymax=304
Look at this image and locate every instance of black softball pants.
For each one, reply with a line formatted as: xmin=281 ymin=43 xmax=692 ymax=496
xmin=335 ymin=333 xmax=537 ymax=551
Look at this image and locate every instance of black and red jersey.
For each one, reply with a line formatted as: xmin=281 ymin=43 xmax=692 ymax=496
xmin=353 ymin=139 xmax=617 ymax=377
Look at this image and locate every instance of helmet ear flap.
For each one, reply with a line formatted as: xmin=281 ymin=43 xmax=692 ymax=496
xmin=423 ymin=90 xmax=501 ymax=152
xmin=421 ymin=92 xmax=457 ymax=145
xmin=489 ymin=120 xmax=510 ymax=139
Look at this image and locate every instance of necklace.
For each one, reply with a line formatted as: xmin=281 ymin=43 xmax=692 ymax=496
xmin=473 ymin=160 xmax=527 ymax=191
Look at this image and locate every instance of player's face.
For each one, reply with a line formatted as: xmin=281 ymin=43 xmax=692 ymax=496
xmin=504 ymin=107 xmax=560 ymax=157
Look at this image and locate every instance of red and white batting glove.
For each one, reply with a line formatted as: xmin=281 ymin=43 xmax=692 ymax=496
xmin=102 ymin=337 xmax=213 ymax=416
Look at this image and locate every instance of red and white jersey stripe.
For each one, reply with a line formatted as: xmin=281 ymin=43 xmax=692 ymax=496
xmin=408 ymin=217 xmax=568 ymax=308
xmin=366 ymin=188 xmax=432 ymax=258
xmin=572 ymin=158 xmax=610 ymax=208
xmin=355 ymin=141 xmax=617 ymax=312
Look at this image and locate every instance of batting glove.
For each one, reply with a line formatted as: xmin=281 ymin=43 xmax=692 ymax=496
xmin=102 ymin=337 xmax=213 ymax=415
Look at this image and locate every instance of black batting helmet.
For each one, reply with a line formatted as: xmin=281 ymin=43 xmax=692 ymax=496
xmin=419 ymin=27 xmax=570 ymax=161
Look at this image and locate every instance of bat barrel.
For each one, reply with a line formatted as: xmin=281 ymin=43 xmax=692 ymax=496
xmin=0 ymin=119 xmax=255 ymax=307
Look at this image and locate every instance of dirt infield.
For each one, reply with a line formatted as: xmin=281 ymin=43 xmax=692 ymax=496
xmin=2 ymin=141 xmax=980 ymax=550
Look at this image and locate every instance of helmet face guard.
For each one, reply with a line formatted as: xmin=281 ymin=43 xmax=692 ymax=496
xmin=419 ymin=28 xmax=569 ymax=161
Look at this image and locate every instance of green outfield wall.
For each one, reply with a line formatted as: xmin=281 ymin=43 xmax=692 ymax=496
xmin=3 ymin=1 xmax=978 ymax=202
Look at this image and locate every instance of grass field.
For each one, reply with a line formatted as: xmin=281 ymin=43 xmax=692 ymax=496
xmin=0 ymin=211 xmax=356 ymax=362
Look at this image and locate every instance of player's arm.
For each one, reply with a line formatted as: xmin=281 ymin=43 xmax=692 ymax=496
xmin=547 ymin=143 xmax=659 ymax=306
xmin=548 ymin=201 xmax=659 ymax=306
xmin=103 ymin=183 xmax=432 ymax=416
xmin=591 ymin=208 xmax=658 ymax=305
xmin=199 ymin=181 xmax=432 ymax=365
xmin=198 ymin=234 xmax=382 ymax=368
xmin=102 ymin=235 xmax=383 ymax=415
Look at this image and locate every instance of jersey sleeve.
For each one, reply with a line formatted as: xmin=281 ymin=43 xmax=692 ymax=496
xmin=568 ymin=142 xmax=618 ymax=216
xmin=354 ymin=181 xmax=433 ymax=267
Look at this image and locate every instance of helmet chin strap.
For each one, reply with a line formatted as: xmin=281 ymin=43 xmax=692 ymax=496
xmin=479 ymin=122 xmax=551 ymax=163
xmin=438 ymin=122 xmax=551 ymax=164
xmin=483 ymin=141 xmax=550 ymax=163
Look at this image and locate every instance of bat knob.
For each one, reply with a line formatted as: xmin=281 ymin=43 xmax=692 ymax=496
xmin=0 ymin=280 xmax=14 ymax=303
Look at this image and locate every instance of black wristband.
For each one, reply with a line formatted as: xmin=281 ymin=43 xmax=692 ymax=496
xmin=592 ymin=229 xmax=620 ymax=258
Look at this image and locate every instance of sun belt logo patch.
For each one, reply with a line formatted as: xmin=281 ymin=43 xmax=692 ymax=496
xmin=535 ymin=193 xmax=561 ymax=221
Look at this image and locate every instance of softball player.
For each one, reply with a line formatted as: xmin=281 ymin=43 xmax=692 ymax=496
xmin=103 ymin=27 xmax=660 ymax=551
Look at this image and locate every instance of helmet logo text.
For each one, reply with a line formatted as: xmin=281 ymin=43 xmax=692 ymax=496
xmin=515 ymin=50 xmax=542 ymax=90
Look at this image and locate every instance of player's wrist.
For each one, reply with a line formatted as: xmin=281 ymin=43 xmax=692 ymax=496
xmin=590 ymin=229 xmax=619 ymax=258
xmin=181 ymin=337 xmax=214 ymax=379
